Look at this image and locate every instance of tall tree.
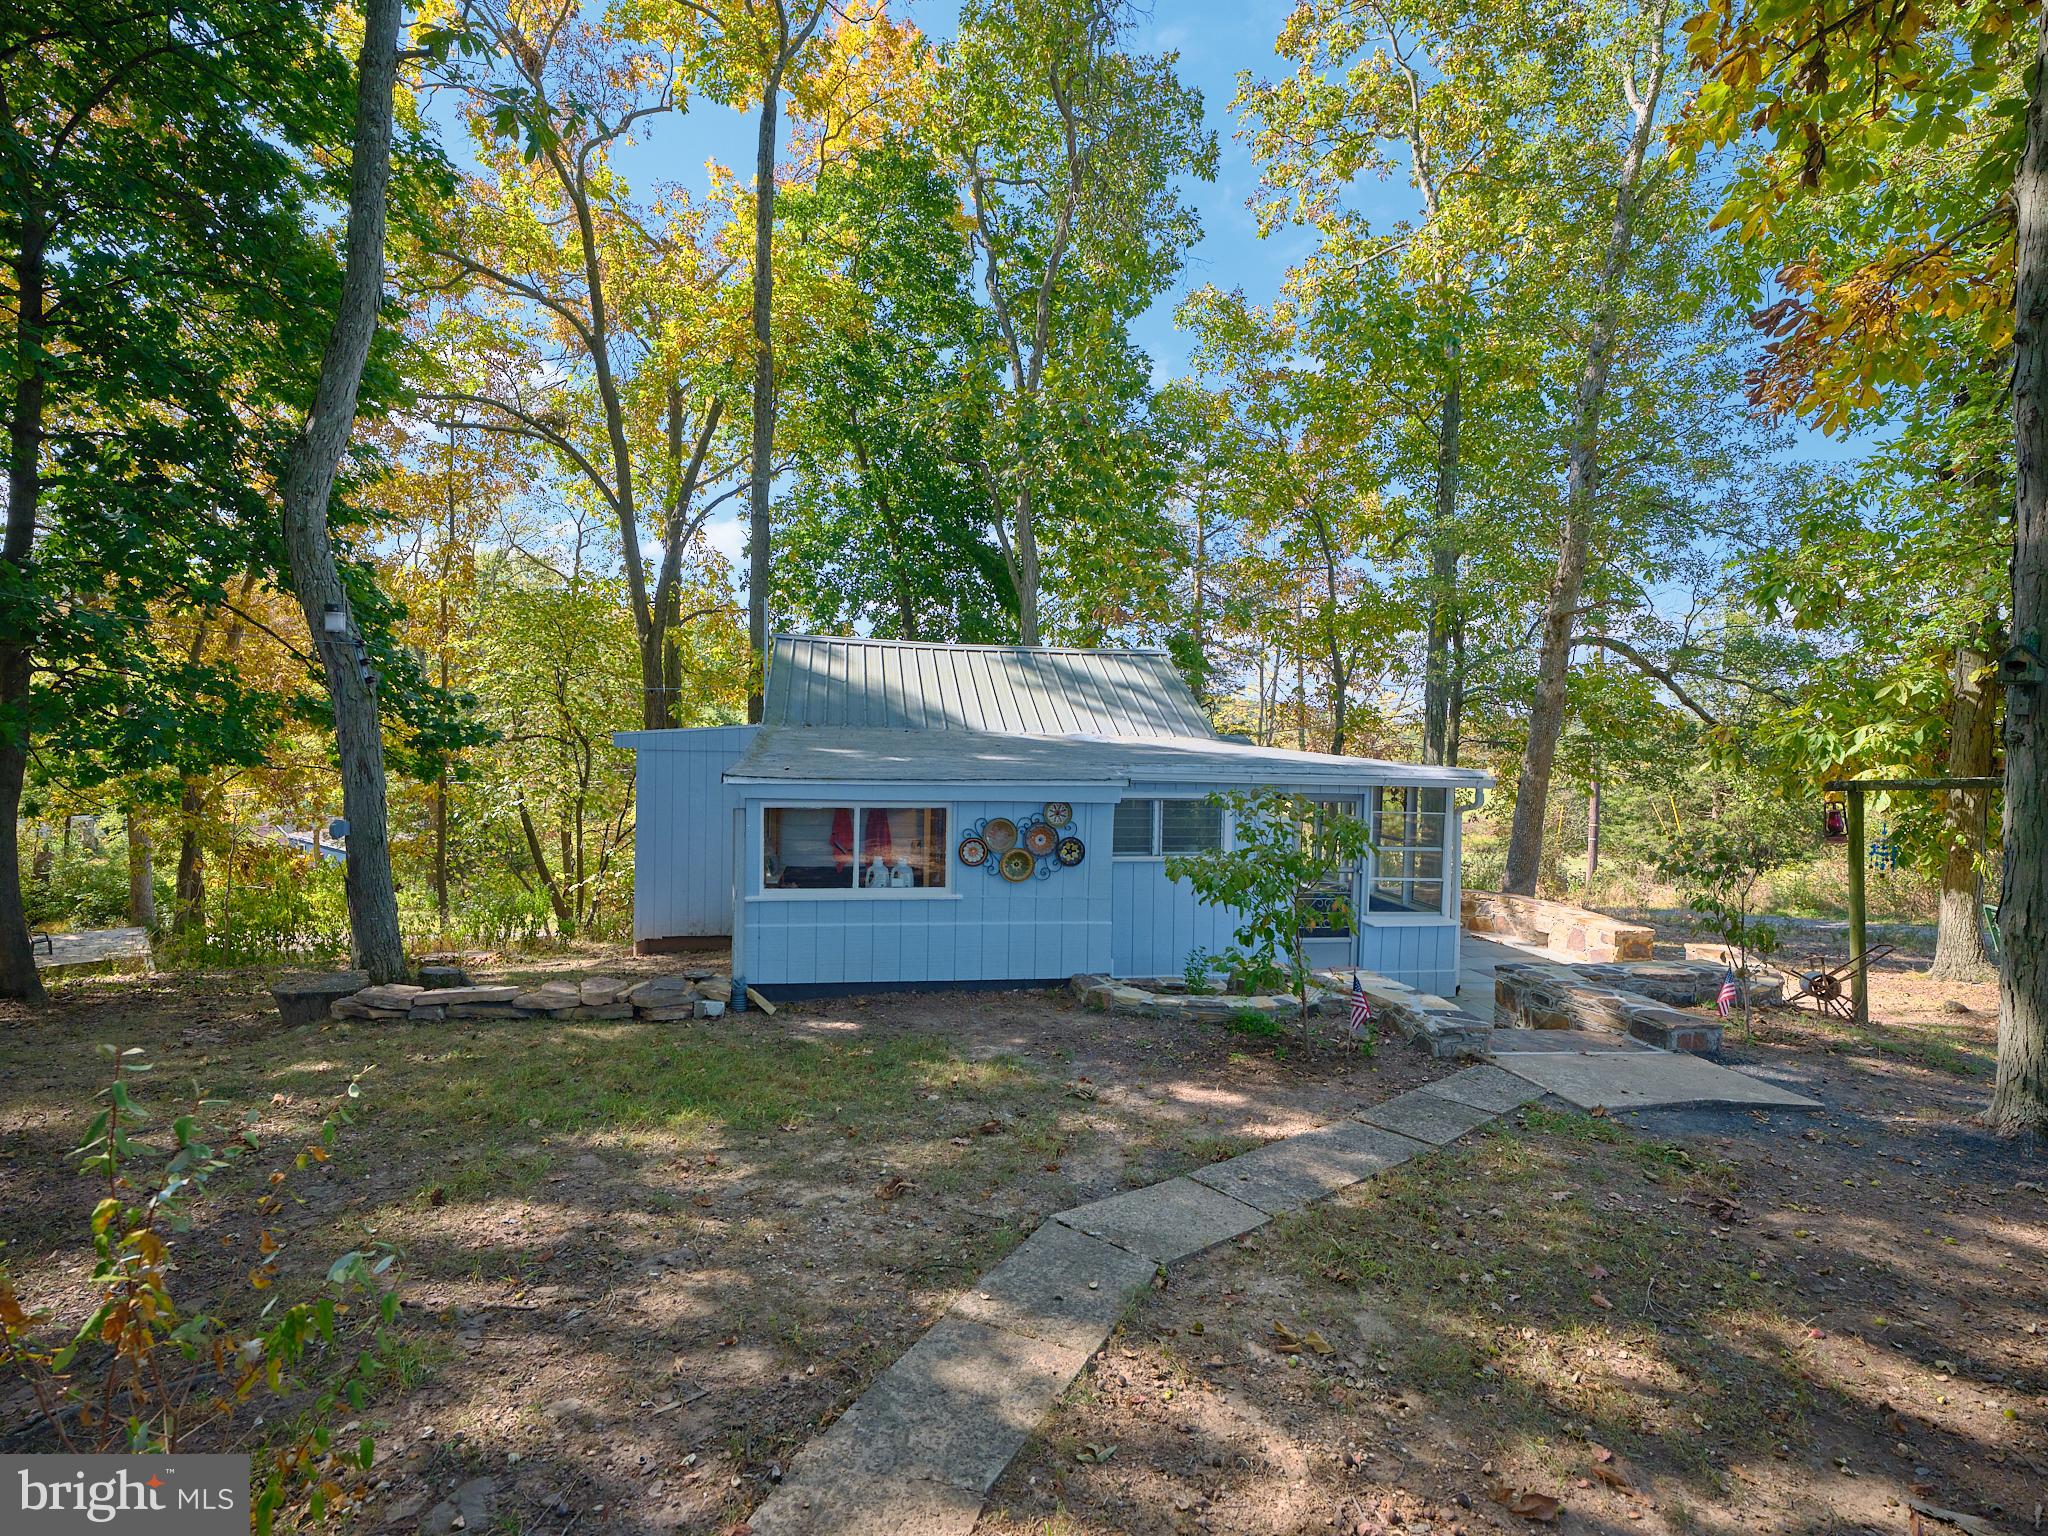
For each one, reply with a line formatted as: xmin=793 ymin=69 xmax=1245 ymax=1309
xmin=276 ymin=0 xmax=408 ymax=982
xmin=0 ymin=1 xmax=369 ymax=1000
xmin=777 ymin=141 xmax=1015 ymax=640
xmin=1683 ymin=0 xmax=2042 ymax=1133
xmin=1502 ymin=0 xmax=1676 ymax=894
xmin=1239 ymin=0 xmax=1551 ymax=763
xmin=433 ymin=3 xmax=745 ymax=730
xmin=941 ymin=0 xmax=1215 ymax=644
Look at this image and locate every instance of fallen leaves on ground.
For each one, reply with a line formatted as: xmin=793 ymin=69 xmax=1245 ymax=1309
xmin=1488 ymin=1484 xmax=1562 ymax=1522
xmin=1271 ymin=1320 xmax=1335 ymax=1355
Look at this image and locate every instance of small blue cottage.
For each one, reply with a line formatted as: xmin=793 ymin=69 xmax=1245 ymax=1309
xmin=615 ymin=636 xmax=1490 ymax=999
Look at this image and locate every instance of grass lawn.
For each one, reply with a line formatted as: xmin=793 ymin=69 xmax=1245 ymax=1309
xmin=0 ymin=955 xmax=1435 ymax=1533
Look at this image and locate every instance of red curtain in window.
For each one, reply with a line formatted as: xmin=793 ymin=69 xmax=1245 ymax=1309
xmin=863 ymin=808 xmax=894 ymax=864
xmin=830 ymin=807 xmax=854 ymax=870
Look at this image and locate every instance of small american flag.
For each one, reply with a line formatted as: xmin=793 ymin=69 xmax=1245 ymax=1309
xmin=1350 ymin=973 xmax=1375 ymax=1033
xmin=1717 ymin=967 xmax=1739 ymax=1018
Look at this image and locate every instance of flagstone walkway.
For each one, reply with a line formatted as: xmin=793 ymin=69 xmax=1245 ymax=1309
xmin=746 ymin=1055 xmax=1819 ymax=1535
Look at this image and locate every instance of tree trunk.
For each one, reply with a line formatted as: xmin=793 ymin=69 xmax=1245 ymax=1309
xmin=1503 ymin=23 xmax=1668 ymax=895
xmin=173 ymin=778 xmax=207 ymax=937
xmin=1587 ymin=771 xmax=1601 ymax=882
xmin=518 ymin=799 xmax=575 ymax=936
xmin=1011 ymin=485 xmax=1041 ymax=645
xmin=0 ymin=210 xmax=49 ymax=1004
xmin=1421 ymin=362 xmax=1462 ymax=765
xmin=126 ymin=812 xmax=156 ymax=931
xmin=1929 ymin=639 xmax=1996 ymax=980
xmin=275 ymin=0 xmax=407 ymax=984
xmin=746 ymin=61 xmax=785 ymax=722
xmin=1991 ymin=4 xmax=2048 ymax=1138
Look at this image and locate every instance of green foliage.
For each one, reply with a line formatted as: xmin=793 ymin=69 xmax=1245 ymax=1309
xmin=1167 ymin=789 xmax=1371 ymax=1038
xmin=1181 ymin=946 xmax=1221 ymax=996
xmin=0 ymin=1046 xmax=399 ymax=1528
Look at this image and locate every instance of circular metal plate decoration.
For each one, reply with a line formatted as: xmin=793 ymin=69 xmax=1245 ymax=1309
xmin=982 ymin=818 xmax=1019 ymax=853
xmin=958 ymin=835 xmax=989 ymax=869
xmin=999 ymin=847 xmax=1036 ymax=883
xmin=1042 ymin=801 xmax=1073 ymax=829
xmin=1023 ymin=821 xmax=1059 ymax=857
xmin=1055 ymin=836 xmax=1086 ymax=867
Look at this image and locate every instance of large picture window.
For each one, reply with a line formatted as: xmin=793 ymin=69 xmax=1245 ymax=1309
xmin=762 ymin=806 xmax=949 ymax=893
xmin=1370 ymin=787 xmax=1448 ymax=915
xmin=1112 ymin=798 xmax=1224 ymax=858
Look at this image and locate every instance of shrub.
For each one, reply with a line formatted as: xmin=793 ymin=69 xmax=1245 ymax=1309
xmin=0 ymin=1045 xmax=401 ymax=1533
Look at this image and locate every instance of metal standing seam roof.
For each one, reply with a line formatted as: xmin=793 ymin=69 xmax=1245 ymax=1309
xmin=724 ymin=726 xmax=1494 ymax=788
xmin=761 ymin=635 xmax=1216 ymax=737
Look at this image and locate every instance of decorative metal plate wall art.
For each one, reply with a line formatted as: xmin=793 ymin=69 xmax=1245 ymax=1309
xmin=957 ymin=807 xmax=1086 ymax=883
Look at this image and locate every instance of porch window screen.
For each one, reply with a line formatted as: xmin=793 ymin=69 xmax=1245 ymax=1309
xmin=1114 ymin=798 xmax=1224 ymax=857
xmin=763 ymin=806 xmax=948 ymax=892
xmin=1300 ymin=798 xmax=1362 ymax=936
xmin=1369 ymin=787 xmax=1448 ymax=914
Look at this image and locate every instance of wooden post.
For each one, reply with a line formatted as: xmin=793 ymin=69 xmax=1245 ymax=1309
xmin=1846 ymin=787 xmax=1868 ymax=1027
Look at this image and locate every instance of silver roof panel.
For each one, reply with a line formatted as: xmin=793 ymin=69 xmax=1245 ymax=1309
xmin=761 ymin=635 xmax=1214 ymax=737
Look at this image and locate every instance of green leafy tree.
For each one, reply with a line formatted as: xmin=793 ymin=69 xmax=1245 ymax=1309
xmin=1167 ymin=789 xmax=1373 ymax=1039
xmin=777 ymin=141 xmax=1015 ymax=639
xmin=940 ymin=0 xmax=1217 ymax=644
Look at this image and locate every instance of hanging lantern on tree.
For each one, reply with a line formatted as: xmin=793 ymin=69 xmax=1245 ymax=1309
xmin=1822 ymin=794 xmax=1848 ymax=844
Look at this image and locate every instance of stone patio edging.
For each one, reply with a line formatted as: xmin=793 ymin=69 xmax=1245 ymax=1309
xmin=1070 ymin=970 xmax=1489 ymax=1060
xmin=743 ymin=1065 xmax=1543 ymax=1536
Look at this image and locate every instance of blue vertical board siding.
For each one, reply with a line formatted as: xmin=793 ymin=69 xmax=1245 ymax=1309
xmin=627 ymin=726 xmax=756 ymax=942
xmin=740 ymin=797 xmax=1115 ymax=986
xmin=1105 ymin=781 xmax=1464 ymax=992
xmin=734 ymin=781 xmax=1468 ymax=994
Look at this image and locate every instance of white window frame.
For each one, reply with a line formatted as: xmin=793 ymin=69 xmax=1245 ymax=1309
xmin=752 ymin=802 xmax=958 ymax=901
xmin=1111 ymin=797 xmax=1230 ymax=860
xmin=1363 ymin=786 xmax=1454 ymax=923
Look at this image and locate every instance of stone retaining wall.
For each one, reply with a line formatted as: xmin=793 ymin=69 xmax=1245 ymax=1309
xmin=327 ymin=971 xmax=733 ymax=1024
xmin=1488 ymin=958 xmax=1779 ymax=1057
xmin=1071 ymin=971 xmax=1488 ymax=1060
xmin=1461 ymin=890 xmax=1655 ymax=962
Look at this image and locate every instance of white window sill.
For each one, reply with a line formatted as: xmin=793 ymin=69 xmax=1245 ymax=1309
xmin=1361 ymin=910 xmax=1455 ymax=925
xmin=748 ymin=889 xmax=963 ymax=903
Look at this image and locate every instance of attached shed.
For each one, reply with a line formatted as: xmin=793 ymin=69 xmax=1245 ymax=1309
xmin=617 ymin=636 xmax=1489 ymax=997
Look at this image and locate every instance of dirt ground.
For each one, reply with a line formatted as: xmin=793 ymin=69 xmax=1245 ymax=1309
xmin=0 ymin=950 xmax=1437 ymax=1534
xmin=1 ymin=951 xmax=2043 ymax=1536
xmin=981 ymin=963 xmax=2048 ymax=1536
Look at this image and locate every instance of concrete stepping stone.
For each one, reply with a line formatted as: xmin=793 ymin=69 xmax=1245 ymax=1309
xmin=1353 ymin=1086 xmax=1500 ymax=1145
xmin=745 ymin=1471 xmax=982 ymax=1536
xmin=950 ymin=1223 xmax=1156 ymax=1354
xmin=1494 ymin=1050 xmax=1821 ymax=1111
xmin=1054 ymin=1177 xmax=1266 ymax=1265
xmin=1425 ymin=1064 xmax=1545 ymax=1115
xmin=1189 ymin=1121 xmax=1430 ymax=1215
xmin=769 ymin=1317 xmax=1095 ymax=1497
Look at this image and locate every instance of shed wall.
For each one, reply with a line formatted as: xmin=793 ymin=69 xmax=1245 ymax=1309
xmin=1105 ymin=780 xmax=1465 ymax=995
xmin=630 ymin=726 xmax=756 ymax=943
xmin=739 ymin=797 xmax=1114 ymax=988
